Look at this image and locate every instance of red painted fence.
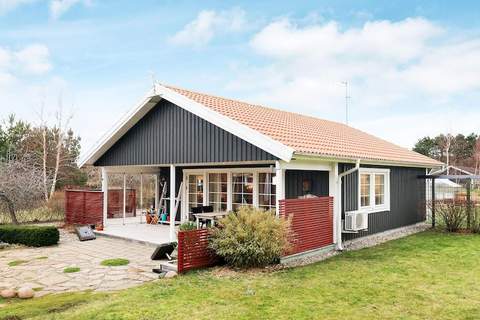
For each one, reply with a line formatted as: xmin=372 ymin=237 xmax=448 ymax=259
xmin=64 ymin=190 xmax=104 ymax=227
xmin=177 ymin=229 xmax=219 ymax=273
xmin=106 ymin=189 xmax=136 ymax=218
xmin=279 ymin=197 xmax=334 ymax=255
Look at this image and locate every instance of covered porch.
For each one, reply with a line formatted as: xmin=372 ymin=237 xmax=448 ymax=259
xmin=98 ymin=159 xmax=339 ymax=247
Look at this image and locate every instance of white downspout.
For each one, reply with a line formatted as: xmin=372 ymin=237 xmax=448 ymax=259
xmin=335 ymin=159 xmax=360 ymax=251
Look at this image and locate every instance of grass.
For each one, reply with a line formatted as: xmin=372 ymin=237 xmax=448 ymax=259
xmin=0 ymin=206 xmax=64 ymax=225
xmin=36 ymin=256 xmax=48 ymax=260
xmin=100 ymin=258 xmax=130 ymax=267
xmin=64 ymin=267 xmax=81 ymax=273
xmin=1 ymin=231 xmax=480 ymax=319
xmin=8 ymin=260 xmax=28 ymax=267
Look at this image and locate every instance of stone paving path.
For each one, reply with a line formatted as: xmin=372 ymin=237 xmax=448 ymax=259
xmin=0 ymin=229 xmax=162 ymax=296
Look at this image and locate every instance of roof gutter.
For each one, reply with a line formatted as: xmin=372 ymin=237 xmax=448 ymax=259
xmin=335 ymin=159 xmax=360 ymax=251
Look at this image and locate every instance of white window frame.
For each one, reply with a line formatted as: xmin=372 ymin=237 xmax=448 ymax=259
xmin=183 ymin=167 xmax=276 ymax=213
xmin=358 ymin=168 xmax=390 ymax=213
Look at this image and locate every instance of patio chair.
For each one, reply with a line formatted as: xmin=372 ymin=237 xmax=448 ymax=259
xmin=202 ymin=205 xmax=214 ymax=213
xmin=190 ymin=206 xmax=207 ymax=228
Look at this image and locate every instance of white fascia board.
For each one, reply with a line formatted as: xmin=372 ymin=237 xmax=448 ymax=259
xmin=79 ymin=88 xmax=161 ymax=167
xmin=293 ymin=153 xmax=442 ymax=169
xmin=280 ymin=159 xmax=333 ymax=171
xmin=155 ymin=84 xmax=294 ymax=162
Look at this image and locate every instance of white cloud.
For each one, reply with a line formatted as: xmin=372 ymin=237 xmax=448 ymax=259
xmin=0 ymin=44 xmax=51 ymax=87
xmin=0 ymin=0 xmax=36 ymax=14
xmin=15 ymin=44 xmax=52 ymax=74
xmin=49 ymin=0 xmax=91 ymax=19
xmin=170 ymin=7 xmax=247 ymax=47
xmin=225 ymin=17 xmax=480 ymax=147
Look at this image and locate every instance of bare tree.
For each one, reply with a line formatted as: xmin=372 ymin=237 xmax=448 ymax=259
xmin=49 ymin=103 xmax=73 ymax=199
xmin=37 ymin=97 xmax=73 ymax=200
xmin=474 ymin=138 xmax=480 ymax=176
xmin=0 ymin=157 xmax=44 ymax=224
xmin=438 ymin=134 xmax=455 ymax=174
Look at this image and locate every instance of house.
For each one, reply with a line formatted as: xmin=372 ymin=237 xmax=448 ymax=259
xmin=80 ymin=83 xmax=442 ymax=251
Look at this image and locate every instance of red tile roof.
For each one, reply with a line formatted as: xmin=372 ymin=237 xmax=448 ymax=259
xmin=166 ymin=85 xmax=441 ymax=167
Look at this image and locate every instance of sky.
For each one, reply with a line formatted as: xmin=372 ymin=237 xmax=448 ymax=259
xmin=1 ymin=0 xmax=480 ymax=160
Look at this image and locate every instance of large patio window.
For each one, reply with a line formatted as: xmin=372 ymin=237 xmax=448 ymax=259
xmin=358 ymin=168 xmax=390 ymax=213
xmin=232 ymin=173 xmax=253 ymax=211
xmin=187 ymin=174 xmax=204 ymax=211
xmin=208 ymin=173 xmax=227 ymax=211
xmin=258 ymin=172 xmax=276 ymax=211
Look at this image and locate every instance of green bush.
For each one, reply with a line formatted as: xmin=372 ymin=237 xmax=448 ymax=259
xmin=437 ymin=202 xmax=466 ymax=232
xmin=0 ymin=225 xmax=59 ymax=247
xmin=179 ymin=221 xmax=197 ymax=231
xmin=209 ymin=206 xmax=290 ymax=268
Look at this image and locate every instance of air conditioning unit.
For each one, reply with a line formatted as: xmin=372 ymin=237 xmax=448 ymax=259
xmin=344 ymin=211 xmax=368 ymax=231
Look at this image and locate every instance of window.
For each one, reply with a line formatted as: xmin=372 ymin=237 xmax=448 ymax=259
xmin=358 ymin=169 xmax=390 ymax=212
xmin=232 ymin=173 xmax=253 ymax=211
xmin=187 ymin=174 xmax=204 ymax=211
xmin=209 ymin=173 xmax=227 ymax=211
xmin=258 ymin=172 xmax=276 ymax=211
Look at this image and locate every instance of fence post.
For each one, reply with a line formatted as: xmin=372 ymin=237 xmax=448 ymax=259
xmin=467 ymin=179 xmax=472 ymax=230
xmin=431 ymin=177 xmax=436 ymax=229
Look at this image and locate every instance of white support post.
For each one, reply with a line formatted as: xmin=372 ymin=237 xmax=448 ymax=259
xmin=154 ymin=174 xmax=159 ymax=211
xmin=101 ymin=167 xmax=108 ymax=228
xmin=275 ymin=161 xmax=285 ymax=217
xmin=169 ymin=165 xmax=176 ymax=242
xmin=329 ymin=162 xmax=338 ymax=245
xmin=123 ymin=173 xmax=126 ymax=225
xmin=253 ymin=172 xmax=259 ymax=208
xmin=140 ymin=174 xmax=143 ymax=224
xmin=227 ymin=172 xmax=232 ymax=211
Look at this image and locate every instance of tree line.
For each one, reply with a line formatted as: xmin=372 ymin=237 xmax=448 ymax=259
xmin=413 ymin=133 xmax=480 ymax=174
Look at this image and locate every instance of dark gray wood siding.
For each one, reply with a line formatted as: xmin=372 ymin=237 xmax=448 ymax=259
xmin=340 ymin=164 xmax=426 ymax=241
xmin=94 ymin=99 xmax=277 ymax=166
xmin=285 ymin=170 xmax=329 ymax=199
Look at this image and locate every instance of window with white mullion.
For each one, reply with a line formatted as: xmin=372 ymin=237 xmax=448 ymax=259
xmin=258 ymin=172 xmax=276 ymax=211
xmin=358 ymin=169 xmax=390 ymax=213
xmin=208 ymin=173 xmax=227 ymax=211
xmin=232 ymin=172 xmax=254 ymax=211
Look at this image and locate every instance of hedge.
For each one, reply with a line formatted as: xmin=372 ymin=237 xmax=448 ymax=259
xmin=0 ymin=225 xmax=60 ymax=247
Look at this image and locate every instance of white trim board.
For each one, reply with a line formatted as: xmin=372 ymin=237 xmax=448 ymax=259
xmin=80 ymin=84 xmax=294 ymax=167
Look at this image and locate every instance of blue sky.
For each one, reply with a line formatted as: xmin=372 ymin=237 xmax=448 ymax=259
xmin=1 ymin=0 xmax=480 ymax=157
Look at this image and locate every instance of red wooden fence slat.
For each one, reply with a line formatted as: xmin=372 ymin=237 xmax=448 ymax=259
xmin=279 ymin=196 xmax=333 ymax=255
xmin=64 ymin=190 xmax=103 ymax=227
xmin=177 ymin=229 xmax=219 ymax=273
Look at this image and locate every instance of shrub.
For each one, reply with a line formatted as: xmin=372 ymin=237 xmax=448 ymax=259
xmin=437 ymin=202 xmax=466 ymax=232
xmin=0 ymin=225 xmax=59 ymax=247
xmin=471 ymin=206 xmax=480 ymax=233
xmin=179 ymin=221 xmax=197 ymax=231
xmin=209 ymin=206 xmax=290 ymax=268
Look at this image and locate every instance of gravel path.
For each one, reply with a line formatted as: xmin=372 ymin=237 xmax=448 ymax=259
xmin=282 ymin=222 xmax=430 ymax=268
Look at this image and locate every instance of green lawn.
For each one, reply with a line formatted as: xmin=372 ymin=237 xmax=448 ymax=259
xmin=1 ymin=231 xmax=480 ymax=320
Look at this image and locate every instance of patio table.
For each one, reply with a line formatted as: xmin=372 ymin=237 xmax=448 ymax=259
xmin=194 ymin=211 xmax=228 ymax=228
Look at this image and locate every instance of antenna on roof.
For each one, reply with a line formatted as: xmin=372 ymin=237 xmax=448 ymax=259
xmin=341 ymin=81 xmax=351 ymax=125
xmin=149 ymin=70 xmax=157 ymax=94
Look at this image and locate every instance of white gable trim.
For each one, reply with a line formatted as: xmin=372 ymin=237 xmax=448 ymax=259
xmin=79 ymin=85 xmax=294 ymax=167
